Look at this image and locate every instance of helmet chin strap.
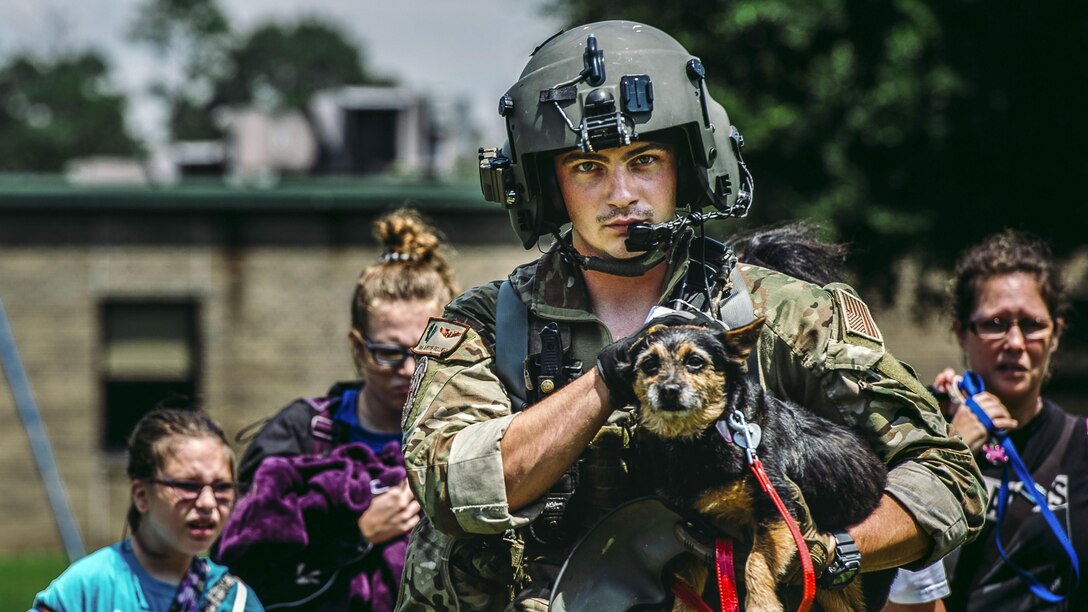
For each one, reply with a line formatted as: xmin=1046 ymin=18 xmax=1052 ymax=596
xmin=550 ymin=228 xmax=670 ymax=277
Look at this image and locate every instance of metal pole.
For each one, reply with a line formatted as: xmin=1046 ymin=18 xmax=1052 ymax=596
xmin=0 ymin=297 xmax=85 ymax=562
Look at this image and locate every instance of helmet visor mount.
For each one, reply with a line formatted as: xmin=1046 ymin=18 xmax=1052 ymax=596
xmin=540 ymin=34 xmax=657 ymax=154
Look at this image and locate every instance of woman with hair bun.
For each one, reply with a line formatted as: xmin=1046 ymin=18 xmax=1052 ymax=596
xmin=213 ymin=208 xmax=457 ymax=611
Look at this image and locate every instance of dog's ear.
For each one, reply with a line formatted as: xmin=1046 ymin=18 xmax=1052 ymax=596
xmin=719 ymin=317 xmax=766 ymax=363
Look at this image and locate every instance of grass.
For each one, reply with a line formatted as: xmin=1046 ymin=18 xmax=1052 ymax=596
xmin=0 ymin=553 xmax=68 ymax=610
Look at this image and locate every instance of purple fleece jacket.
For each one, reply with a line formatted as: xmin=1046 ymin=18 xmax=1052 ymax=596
xmin=215 ymin=442 xmax=407 ymax=611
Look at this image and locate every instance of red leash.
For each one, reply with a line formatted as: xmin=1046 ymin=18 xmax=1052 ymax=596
xmin=714 ymin=412 xmax=817 ymax=612
xmin=669 ymin=461 xmax=815 ymax=612
xmin=672 ymin=412 xmax=818 ymax=611
xmin=671 ymin=578 xmax=710 ymax=611
xmin=669 ymin=538 xmax=739 ymax=612
xmin=716 ymin=538 xmax=740 ymax=611
xmin=749 ymin=457 xmax=816 ymax=612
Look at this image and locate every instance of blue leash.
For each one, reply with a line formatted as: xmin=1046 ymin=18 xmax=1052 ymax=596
xmin=958 ymin=371 xmax=1079 ymax=602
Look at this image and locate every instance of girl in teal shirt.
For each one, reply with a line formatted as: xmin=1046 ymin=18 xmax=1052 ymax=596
xmin=32 ymin=408 xmax=263 ymax=611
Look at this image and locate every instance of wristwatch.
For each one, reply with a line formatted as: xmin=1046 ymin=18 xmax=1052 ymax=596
xmin=819 ymin=531 xmax=862 ymax=590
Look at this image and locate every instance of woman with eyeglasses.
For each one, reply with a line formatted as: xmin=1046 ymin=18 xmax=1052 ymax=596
xmin=31 ymin=408 xmax=263 ymax=611
xmin=929 ymin=229 xmax=1086 ymax=610
xmin=212 ymin=208 xmax=457 ymax=611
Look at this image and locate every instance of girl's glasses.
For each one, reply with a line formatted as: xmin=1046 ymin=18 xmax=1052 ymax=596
xmin=361 ymin=334 xmax=414 ymax=368
xmin=149 ymin=478 xmax=240 ymax=505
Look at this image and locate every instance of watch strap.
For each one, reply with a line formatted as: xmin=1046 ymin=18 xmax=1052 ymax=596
xmin=819 ymin=531 xmax=861 ymax=590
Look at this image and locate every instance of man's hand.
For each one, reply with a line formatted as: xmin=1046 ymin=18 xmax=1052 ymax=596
xmin=595 ymin=308 xmax=722 ymax=407
xmin=358 ymin=480 xmax=421 ymax=544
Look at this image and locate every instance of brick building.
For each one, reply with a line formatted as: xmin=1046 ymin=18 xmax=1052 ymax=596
xmin=0 ymin=178 xmax=535 ymax=553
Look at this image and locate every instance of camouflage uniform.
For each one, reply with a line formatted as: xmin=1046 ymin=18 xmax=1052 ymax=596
xmin=397 ymin=237 xmax=985 ymax=610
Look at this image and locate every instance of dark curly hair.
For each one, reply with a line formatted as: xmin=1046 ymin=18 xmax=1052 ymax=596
xmin=949 ymin=229 xmax=1069 ymax=331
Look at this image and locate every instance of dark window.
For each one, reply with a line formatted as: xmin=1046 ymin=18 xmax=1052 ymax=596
xmin=177 ymin=160 xmax=226 ymax=177
xmin=100 ymin=300 xmax=200 ymax=451
xmin=344 ymin=109 xmax=398 ymax=174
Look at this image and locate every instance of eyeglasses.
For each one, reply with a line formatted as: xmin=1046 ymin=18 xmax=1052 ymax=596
xmin=360 ymin=334 xmax=414 ymax=368
xmin=968 ymin=317 xmax=1053 ymax=341
xmin=149 ymin=478 xmax=240 ymax=504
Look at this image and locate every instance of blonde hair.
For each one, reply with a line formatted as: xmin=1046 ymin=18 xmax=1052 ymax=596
xmin=351 ymin=208 xmax=458 ymax=333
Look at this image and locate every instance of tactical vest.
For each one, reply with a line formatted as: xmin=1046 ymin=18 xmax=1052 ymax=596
xmin=494 ymin=236 xmax=759 ymax=548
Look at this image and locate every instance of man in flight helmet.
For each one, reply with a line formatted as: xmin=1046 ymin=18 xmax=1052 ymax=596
xmin=479 ymin=21 xmax=752 ymax=255
xmin=397 ymin=21 xmax=983 ymax=610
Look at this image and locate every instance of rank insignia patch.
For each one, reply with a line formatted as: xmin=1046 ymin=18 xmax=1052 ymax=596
xmin=413 ymin=318 xmax=470 ymax=357
xmin=834 ymin=288 xmax=883 ymax=343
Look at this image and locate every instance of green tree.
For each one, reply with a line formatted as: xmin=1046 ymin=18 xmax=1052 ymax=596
xmin=128 ymin=0 xmax=234 ymax=140
xmin=129 ymin=1 xmax=389 ymax=139
xmin=211 ymin=20 xmax=391 ymax=112
xmin=546 ymin=0 xmax=1087 ymax=283
xmin=0 ymin=52 xmax=140 ymax=171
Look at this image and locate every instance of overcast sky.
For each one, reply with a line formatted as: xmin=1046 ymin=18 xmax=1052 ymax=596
xmin=0 ymin=0 xmax=564 ymax=145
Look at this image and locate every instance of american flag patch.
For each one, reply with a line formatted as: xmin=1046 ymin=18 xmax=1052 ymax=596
xmin=834 ymin=288 xmax=883 ymax=343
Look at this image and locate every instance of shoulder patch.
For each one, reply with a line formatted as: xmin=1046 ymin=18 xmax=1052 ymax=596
xmin=402 ymin=356 xmax=428 ymax=431
xmin=413 ymin=318 xmax=470 ymax=357
xmin=833 ymin=288 xmax=883 ymax=344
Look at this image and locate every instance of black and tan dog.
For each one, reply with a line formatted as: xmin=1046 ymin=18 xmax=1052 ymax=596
xmin=620 ymin=316 xmax=887 ymax=612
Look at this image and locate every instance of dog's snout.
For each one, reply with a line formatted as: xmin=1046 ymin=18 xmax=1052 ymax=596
xmin=654 ymin=380 xmax=688 ymax=412
xmin=660 ymin=383 xmax=682 ymax=399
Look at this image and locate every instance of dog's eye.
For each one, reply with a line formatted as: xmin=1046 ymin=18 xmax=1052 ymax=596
xmin=685 ymin=354 xmax=706 ymax=371
xmin=639 ymin=356 xmax=660 ymax=376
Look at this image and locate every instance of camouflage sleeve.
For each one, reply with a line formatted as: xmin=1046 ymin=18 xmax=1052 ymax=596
xmin=743 ymin=265 xmax=985 ymax=566
xmin=402 ymin=320 xmax=540 ymax=538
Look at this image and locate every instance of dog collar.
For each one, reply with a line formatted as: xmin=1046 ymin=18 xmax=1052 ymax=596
xmin=715 ymin=410 xmax=762 ymax=464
